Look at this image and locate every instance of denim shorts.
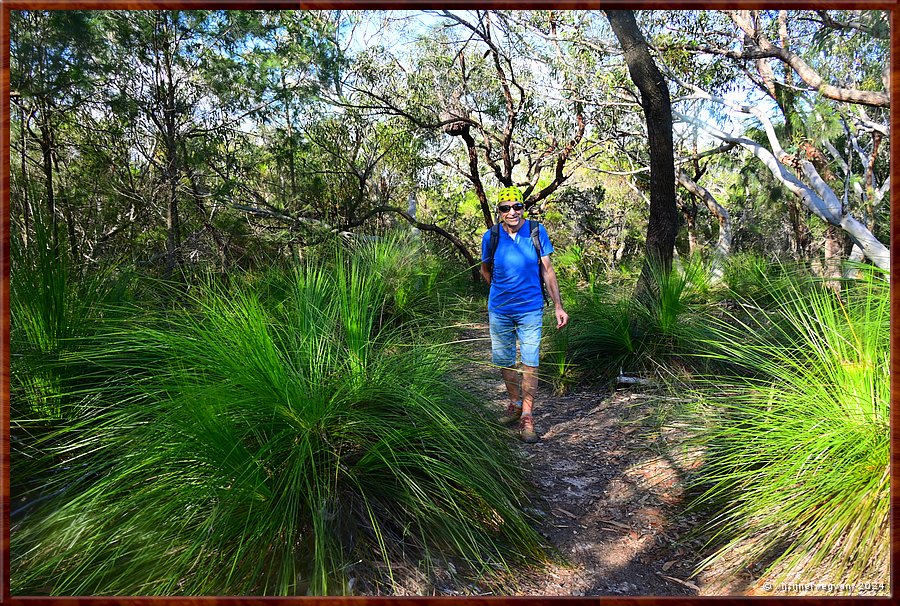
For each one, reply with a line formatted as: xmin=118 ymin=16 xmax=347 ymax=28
xmin=488 ymin=308 xmax=543 ymax=368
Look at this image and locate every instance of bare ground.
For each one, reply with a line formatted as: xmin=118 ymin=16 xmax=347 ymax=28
xmin=446 ymin=323 xmax=751 ymax=597
xmin=360 ymin=323 xmax=888 ymax=597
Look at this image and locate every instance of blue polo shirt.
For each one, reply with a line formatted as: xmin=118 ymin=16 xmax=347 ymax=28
xmin=481 ymin=219 xmax=554 ymax=313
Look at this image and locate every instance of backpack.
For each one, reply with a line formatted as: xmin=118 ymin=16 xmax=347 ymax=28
xmin=487 ymin=219 xmax=548 ymax=304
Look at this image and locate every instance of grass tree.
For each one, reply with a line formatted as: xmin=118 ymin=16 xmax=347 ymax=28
xmin=547 ymin=257 xmax=714 ymax=388
xmin=683 ymin=268 xmax=889 ymax=587
xmin=11 ymin=238 xmax=551 ymax=596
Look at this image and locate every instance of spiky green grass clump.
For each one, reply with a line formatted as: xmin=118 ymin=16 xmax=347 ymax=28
xmin=685 ymin=269 xmax=889 ymax=586
xmin=10 ymin=217 xmax=130 ymax=421
xmin=9 ymin=213 xmax=139 ymax=519
xmin=11 ymin=244 xmax=549 ymax=596
xmin=561 ymin=260 xmax=714 ymax=383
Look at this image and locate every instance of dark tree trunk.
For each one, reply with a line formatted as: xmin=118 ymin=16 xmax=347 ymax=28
xmin=606 ymin=10 xmax=678 ymax=299
xmin=161 ymin=22 xmax=181 ymax=279
xmin=19 ymin=103 xmax=31 ymax=247
xmin=163 ymin=119 xmax=181 ymax=278
xmin=460 ymin=128 xmax=494 ymax=229
xmin=39 ymin=121 xmax=59 ymax=259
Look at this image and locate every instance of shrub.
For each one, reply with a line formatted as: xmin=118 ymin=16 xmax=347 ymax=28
xmin=683 ymin=269 xmax=889 ymax=587
xmin=11 ymin=244 xmax=551 ymax=595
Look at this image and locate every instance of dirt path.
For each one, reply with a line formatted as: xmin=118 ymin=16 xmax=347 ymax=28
xmin=452 ymin=323 xmax=753 ymax=597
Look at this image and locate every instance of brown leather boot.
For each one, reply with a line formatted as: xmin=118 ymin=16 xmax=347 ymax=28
xmin=498 ymin=401 xmax=522 ymax=425
xmin=519 ymin=414 xmax=539 ymax=443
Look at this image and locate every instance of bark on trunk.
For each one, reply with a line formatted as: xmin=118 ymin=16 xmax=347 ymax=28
xmin=163 ymin=121 xmax=181 ymax=278
xmin=39 ymin=122 xmax=59 ymax=258
xmin=19 ymin=103 xmax=30 ymax=247
xmin=822 ymin=223 xmax=843 ymax=293
xmin=606 ymin=10 xmax=678 ymax=298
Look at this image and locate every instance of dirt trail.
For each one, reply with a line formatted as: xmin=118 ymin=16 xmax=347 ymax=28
xmin=452 ymin=323 xmax=755 ymax=597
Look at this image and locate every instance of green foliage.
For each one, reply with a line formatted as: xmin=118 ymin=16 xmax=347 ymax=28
xmin=720 ymin=253 xmax=809 ymax=309
xmin=551 ymin=185 xmax=606 ymax=241
xmin=10 ymin=10 xmax=100 ymax=103
xmin=540 ymin=321 xmax=577 ymax=396
xmin=11 ymin=239 xmax=550 ymax=596
xmin=807 ymin=11 xmax=888 ymax=90
xmin=558 ymin=259 xmax=715 ymax=384
xmin=10 ymin=212 xmax=131 ymax=420
xmin=552 ymin=244 xmax=600 ymax=288
xmin=9 ymin=209 xmax=144 ymax=556
xmin=683 ymin=269 xmax=889 ymax=586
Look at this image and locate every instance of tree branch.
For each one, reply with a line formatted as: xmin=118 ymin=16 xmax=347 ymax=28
xmin=814 ymin=10 xmax=889 ymax=39
xmin=726 ymin=10 xmax=889 ymax=108
xmin=341 ymin=204 xmax=480 ymax=276
xmin=675 ymin=110 xmax=889 ymax=270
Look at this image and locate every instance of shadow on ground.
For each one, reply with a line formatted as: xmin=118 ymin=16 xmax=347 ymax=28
xmin=452 ymin=323 xmax=729 ymax=596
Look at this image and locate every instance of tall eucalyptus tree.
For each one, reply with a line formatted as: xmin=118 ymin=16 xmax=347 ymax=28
xmin=10 ymin=10 xmax=102 ymax=259
xmin=605 ymin=10 xmax=679 ymax=292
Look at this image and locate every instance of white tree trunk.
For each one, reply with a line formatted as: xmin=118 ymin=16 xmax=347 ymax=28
xmin=676 ymin=111 xmax=889 ymax=271
xmin=844 ymin=244 xmax=866 ymax=279
xmin=667 ymin=69 xmax=889 ymax=271
xmin=677 ymin=170 xmax=732 ymax=280
xmin=407 ymin=190 xmax=421 ymax=239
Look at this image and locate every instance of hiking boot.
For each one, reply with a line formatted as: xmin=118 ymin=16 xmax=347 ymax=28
xmin=498 ymin=401 xmax=522 ymax=425
xmin=519 ymin=414 xmax=539 ymax=443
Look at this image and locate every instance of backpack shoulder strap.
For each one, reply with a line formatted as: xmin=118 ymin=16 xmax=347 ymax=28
xmin=488 ymin=223 xmax=501 ymax=269
xmin=527 ymin=220 xmax=549 ymax=304
xmin=529 ymin=220 xmax=542 ymax=260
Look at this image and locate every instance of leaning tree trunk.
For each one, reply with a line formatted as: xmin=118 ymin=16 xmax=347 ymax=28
xmin=677 ymin=170 xmax=732 ymax=281
xmin=606 ymin=10 xmax=678 ymax=301
xmin=675 ymin=103 xmax=890 ymax=270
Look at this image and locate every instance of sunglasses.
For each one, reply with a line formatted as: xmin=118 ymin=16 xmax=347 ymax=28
xmin=498 ymin=203 xmax=524 ymax=213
